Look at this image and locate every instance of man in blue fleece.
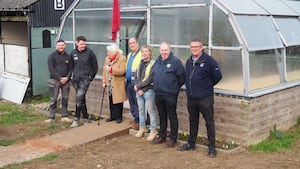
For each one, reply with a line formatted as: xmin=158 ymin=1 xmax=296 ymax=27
xmin=152 ymin=42 xmax=185 ymax=148
xmin=178 ymin=39 xmax=222 ymax=158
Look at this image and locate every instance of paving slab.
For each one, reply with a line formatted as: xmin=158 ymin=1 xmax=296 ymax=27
xmin=0 ymin=118 xmax=132 ymax=168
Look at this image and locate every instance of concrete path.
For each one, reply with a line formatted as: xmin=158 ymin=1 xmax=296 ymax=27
xmin=0 ymin=118 xmax=132 ymax=168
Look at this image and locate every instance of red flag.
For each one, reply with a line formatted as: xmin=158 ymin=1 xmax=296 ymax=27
xmin=112 ymin=0 xmax=120 ymax=42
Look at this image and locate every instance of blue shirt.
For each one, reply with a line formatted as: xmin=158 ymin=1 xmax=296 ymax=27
xmin=126 ymin=54 xmax=135 ymax=81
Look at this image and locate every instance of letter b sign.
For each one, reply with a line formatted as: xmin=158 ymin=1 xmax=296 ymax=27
xmin=54 ymin=0 xmax=65 ymax=10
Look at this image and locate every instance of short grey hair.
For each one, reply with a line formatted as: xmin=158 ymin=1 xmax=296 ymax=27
xmin=106 ymin=44 xmax=123 ymax=54
xmin=106 ymin=44 xmax=119 ymax=52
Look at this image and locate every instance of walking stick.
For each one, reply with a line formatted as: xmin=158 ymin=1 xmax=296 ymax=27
xmin=98 ymin=86 xmax=106 ymax=126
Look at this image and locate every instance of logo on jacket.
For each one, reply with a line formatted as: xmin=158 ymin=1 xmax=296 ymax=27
xmin=166 ymin=63 xmax=171 ymax=68
xmin=74 ymin=53 xmax=78 ymax=60
xmin=200 ymin=63 xmax=205 ymax=67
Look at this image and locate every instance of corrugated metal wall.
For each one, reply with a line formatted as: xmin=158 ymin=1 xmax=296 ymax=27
xmin=29 ymin=0 xmax=75 ymax=95
xmin=28 ymin=0 xmax=75 ymax=27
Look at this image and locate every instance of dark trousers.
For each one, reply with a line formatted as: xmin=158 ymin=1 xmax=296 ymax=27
xmin=126 ymin=81 xmax=139 ymax=123
xmin=155 ymin=94 xmax=178 ymax=141
xmin=72 ymin=79 xmax=90 ymax=119
xmin=48 ymin=79 xmax=70 ymax=119
xmin=187 ymin=95 xmax=215 ymax=148
xmin=109 ymin=95 xmax=123 ymax=120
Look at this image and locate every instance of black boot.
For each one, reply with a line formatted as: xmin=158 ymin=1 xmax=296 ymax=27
xmin=208 ymin=146 xmax=217 ymax=158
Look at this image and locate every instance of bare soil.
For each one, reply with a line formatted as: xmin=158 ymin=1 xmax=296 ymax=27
xmin=1 ymin=102 xmax=300 ymax=169
xmin=3 ymin=135 xmax=299 ymax=169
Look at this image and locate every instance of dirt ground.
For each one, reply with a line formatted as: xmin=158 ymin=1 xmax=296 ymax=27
xmin=3 ymin=134 xmax=300 ymax=169
xmin=1 ymin=101 xmax=300 ymax=169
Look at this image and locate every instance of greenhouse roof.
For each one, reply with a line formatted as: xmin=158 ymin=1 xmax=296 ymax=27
xmin=218 ymin=0 xmax=300 ymax=16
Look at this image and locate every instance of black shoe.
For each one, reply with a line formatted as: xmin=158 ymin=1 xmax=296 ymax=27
xmin=152 ymin=137 xmax=166 ymax=144
xmin=164 ymin=140 xmax=176 ymax=148
xmin=105 ymin=118 xmax=114 ymax=122
xmin=116 ymin=119 xmax=122 ymax=123
xmin=208 ymin=147 xmax=217 ymax=158
xmin=177 ymin=143 xmax=196 ymax=151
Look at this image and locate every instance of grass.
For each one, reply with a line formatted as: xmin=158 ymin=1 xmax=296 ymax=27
xmin=0 ymin=100 xmax=71 ymax=146
xmin=0 ymin=103 xmax=45 ymax=125
xmin=250 ymin=116 xmax=300 ymax=152
xmin=28 ymin=95 xmax=50 ymax=104
xmin=0 ymin=138 xmax=15 ymax=146
xmin=6 ymin=154 xmax=58 ymax=169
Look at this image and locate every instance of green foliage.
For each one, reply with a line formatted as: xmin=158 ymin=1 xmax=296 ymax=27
xmin=30 ymin=95 xmax=50 ymax=104
xmin=36 ymin=154 xmax=58 ymax=161
xmin=0 ymin=138 xmax=15 ymax=146
xmin=250 ymin=122 xmax=299 ymax=152
xmin=47 ymin=123 xmax=62 ymax=130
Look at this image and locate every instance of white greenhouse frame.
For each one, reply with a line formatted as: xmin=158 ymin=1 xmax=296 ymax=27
xmin=57 ymin=0 xmax=300 ymax=97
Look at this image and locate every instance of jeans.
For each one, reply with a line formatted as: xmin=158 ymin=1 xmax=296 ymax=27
xmin=187 ymin=95 xmax=215 ymax=148
xmin=155 ymin=94 xmax=178 ymax=141
xmin=136 ymin=89 xmax=156 ymax=130
xmin=48 ymin=79 xmax=70 ymax=119
xmin=126 ymin=81 xmax=139 ymax=123
xmin=72 ymin=79 xmax=91 ymax=119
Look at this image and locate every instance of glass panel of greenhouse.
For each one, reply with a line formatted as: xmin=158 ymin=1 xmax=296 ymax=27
xmin=255 ymin=0 xmax=298 ymax=16
xmin=150 ymin=6 xmax=209 ymax=46
xmin=235 ymin=15 xmax=284 ymax=51
xmin=58 ymin=0 xmax=300 ymax=97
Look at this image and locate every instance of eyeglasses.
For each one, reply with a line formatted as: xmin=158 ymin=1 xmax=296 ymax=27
xmin=190 ymin=46 xmax=202 ymax=49
xmin=129 ymin=42 xmax=136 ymax=45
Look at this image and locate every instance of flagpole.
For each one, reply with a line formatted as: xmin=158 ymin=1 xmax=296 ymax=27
xmin=116 ymin=31 xmax=120 ymax=47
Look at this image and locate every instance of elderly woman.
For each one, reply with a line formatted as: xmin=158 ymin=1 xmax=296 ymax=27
xmin=102 ymin=44 xmax=127 ymax=123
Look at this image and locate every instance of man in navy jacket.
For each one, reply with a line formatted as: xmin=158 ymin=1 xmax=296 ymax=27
xmin=152 ymin=42 xmax=185 ymax=148
xmin=178 ymin=39 xmax=222 ymax=158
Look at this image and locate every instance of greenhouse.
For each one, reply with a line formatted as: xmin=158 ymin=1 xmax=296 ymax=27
xmin=58 ymin=0 xmax=300 ymax=97
xmin=59 ymin=0 xmax=300 ymax=144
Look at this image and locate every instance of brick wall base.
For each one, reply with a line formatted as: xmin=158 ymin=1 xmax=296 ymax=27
xmin=69 ymin=79 xmax=300 ymax=145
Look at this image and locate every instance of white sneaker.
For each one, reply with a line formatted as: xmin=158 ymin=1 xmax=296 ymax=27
xmin=70 ymin=120 xmax=79 ymax=128
xmin=147 ymin=129 xmax=158 ymax=141
xmin=135 ymin=128 xmax=148 ymax=138
xmin=83 ymin=118 xmax=91 ymax=123
xmin=61 ymin=117 xmax=73 ymax=122
xmin=44 ymin=119 xmax=54 ymax=123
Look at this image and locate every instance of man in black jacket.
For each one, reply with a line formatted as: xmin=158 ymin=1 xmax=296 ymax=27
xmin=70 ymin=36 xmax=98 ymax=128
xmin=45 ymin=39 xmax=73 ymax=123
xmin=178 ymin=39 xmax=222 ymax=158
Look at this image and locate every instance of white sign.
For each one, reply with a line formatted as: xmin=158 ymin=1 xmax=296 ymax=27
xmin=54 ymin=0 xmax=65 ymax=10
xmin=0 ymin=72 xmax=30 ymax=104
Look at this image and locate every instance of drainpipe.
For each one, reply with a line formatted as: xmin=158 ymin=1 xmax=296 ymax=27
xmin=0 ymin=20 xmax=2 ymax=43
